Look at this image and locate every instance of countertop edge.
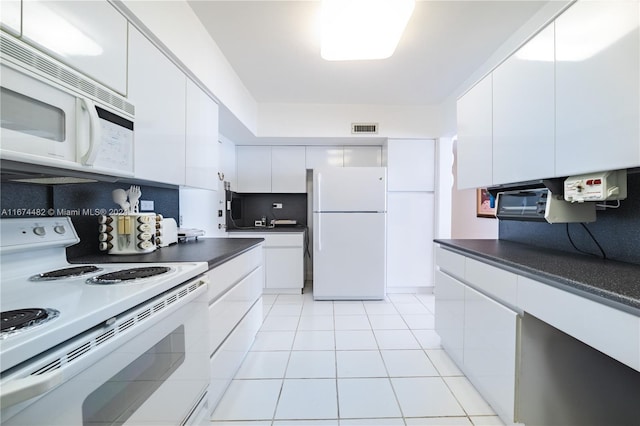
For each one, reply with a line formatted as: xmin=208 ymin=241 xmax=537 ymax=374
xmin=434 ymin=239 xmax=640 ymax=317
xmin=70 ymin=238 xmax=265 ymax=270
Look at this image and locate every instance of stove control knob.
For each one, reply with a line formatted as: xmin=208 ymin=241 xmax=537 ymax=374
xmin=33 ymin=226 xmax=46 ymax=236
xmin=54 ymin=225 xmax=66 ymax=235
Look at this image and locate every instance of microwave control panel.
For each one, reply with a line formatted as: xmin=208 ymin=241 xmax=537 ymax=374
xmin=564 ymin=170 xmax=627 ymax=203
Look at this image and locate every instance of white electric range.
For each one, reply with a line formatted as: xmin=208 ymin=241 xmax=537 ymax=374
xmin=0 ymin=217 xmax=211 ymax=425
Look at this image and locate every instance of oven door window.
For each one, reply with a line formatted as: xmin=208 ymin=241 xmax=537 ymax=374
xmin=82 ymin=325 xmax=185 ymax=425
xmin=0 ymin=87 xmax=66 ymax=142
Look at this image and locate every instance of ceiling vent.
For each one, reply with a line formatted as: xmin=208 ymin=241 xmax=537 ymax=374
xmin=351 ymin=123 xmax=378 ymax=134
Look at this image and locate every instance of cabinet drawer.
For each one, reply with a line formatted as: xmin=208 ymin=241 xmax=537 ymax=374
xmin=209 ymin=301 xmax=262 ymax=409
xmin=207 ymin=246 xmax=263 ymax=303
xmin=208 ymin=266 xmax=263 ymax=354
xmin=435 ymin=246 xmax=465 ymax=280
xmin=465 ymin=257 xmax=518 ymax=307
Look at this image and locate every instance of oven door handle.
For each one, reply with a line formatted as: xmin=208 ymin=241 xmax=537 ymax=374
xmin=0 ymin=371 xmax=64 ymax=409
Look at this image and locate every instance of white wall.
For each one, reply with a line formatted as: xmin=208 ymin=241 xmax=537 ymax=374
xmin=258 ymin=103 xmax=443 ymax=139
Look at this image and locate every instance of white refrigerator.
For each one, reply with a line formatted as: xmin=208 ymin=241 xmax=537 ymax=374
xmin=312 ymin=167 xmax=387 ymax=300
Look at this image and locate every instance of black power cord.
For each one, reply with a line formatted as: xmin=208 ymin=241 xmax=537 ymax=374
xmin=565 ymin=223 xmax=607 ymax=259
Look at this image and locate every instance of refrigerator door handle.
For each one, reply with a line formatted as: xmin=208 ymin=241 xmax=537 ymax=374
xmin=317 ymin=213 xmax=322 ymax=251
xmin=316 ymin=172 xmax=322 ymax=213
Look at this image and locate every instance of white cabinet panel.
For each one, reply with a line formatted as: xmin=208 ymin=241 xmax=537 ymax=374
xmin=22 ymin=0 xmax=127 ymax=94
xmin=387 ymin=192 xmax=434 ymax=288
xmin=208 ymin=266 xmax=262 ymax=354
xmin=344 ymin=146 xmax=382 ymax=167
xmin=266 ymin=247 xmax=304 ymax=290
xmin=128 ymin=26 xmax=186 ymax=185
xmin=464 ymin=285 xmax=518 ymax=422
xmin=434 ymin=270 xmax=465 ymax=367
xmin=387 ymin=139 xmax=435 ymax=191
xmin=465 ymin=257 xmax=518 ymax=307
xmin=272 ymin=146 xmax=306 ymax=193
xmin=518 ymin=276 xmax=640 ymax=372
xmin=236 ymin=146 xmax=271 ymax=192
xmin=236 ymin=146 xmax=306 ymax=193
xmin=209 ymin=301 xmax=262 ymax=409
xmin=229 ymin=232 xmax=305 ymax=293
xmin=456 ymin=75 xmax=493 ymax=189
xmin=435 ymin=246 xmax=465 ymax=281
xmin=185 ymin=79 xmax=219 ymax=190
xmin=305 ymin=146 xmax=344 ymax=168
xmin=493 ymin=25 xmax=555 ymax=184
xmin=555 ymin=1 xmax=640 ymax=175
xmin=0 ymin=0 xmax=21 ymax=35
xmin=207 ymin=246 xmax=263 ymax=303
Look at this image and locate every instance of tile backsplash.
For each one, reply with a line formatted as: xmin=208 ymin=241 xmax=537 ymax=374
xmin=499 ymin=171 xmax=640 ymax=266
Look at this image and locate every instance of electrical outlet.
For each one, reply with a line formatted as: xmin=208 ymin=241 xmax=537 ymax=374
xmin=140 ymin=200 xmax=154 ymax=211
xmin=218 ymin=210 xmax=223 ymax=217
xmin=273 ymin=203 xmax=283 ymax=209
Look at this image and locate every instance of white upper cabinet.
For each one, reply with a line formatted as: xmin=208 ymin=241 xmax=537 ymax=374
xmin=0 ymin=0 xmax=21 ymax=35
xmin=236 ymin=146 xmax=271 ymax=193
xmin=493 ymin=25 xmax=555 ymax=185
xmin=271 ymin=146 xmax=306 ymax=193
xmin=185 ymin=79 xmax=219 ymax=190
xmin=128 ymin=26 xmax=186 ymax=186
xmin=457 ymin=75 xmax=493 ymax=189
xmin=343 ymin=146 xmax=382 ymax=167
xmin=305 ymin=146 xmax=344 ymax=168
xmin=387 ymin=139 xmax=435 ymax=191
xmin=555 ymin=0 xmax=640 ymax=176
xmin=22 ymin=0 xmax=127 ymax=94
xmin=236 ymin=146 xmax=306 ymax=193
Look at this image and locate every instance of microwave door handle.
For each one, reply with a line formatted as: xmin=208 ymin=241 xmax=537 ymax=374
xmin=76 ymin=98 xmax=102 ymax=166
xmin=0 ymin=370 xmax=64 ymax=409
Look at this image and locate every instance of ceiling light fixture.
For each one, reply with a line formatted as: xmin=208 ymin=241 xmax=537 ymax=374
xmin=320 ymin=0 xmax=415 ymax=61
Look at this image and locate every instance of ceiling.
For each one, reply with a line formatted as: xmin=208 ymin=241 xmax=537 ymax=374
xmin=187 ymin=0 xmax=549 ymax=107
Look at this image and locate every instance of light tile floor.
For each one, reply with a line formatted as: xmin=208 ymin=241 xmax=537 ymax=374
xmin=210 ymin=287 xmax=505 ymax=426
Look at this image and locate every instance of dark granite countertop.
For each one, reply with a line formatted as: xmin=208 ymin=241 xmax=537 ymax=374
xmin=434 ymin=239 xmax=640 ymax=316
xmin=70 ymin=237 xmax=264 ymax=270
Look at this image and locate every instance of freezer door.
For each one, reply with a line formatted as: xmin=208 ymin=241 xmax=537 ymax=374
xmin=313 ymin=212 xmax=386 ymax=300
xmin=313 ymin=167 xmax=387 ymax=212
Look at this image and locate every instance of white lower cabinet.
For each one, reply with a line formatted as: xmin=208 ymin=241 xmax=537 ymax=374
xmin=229 ymin=232 xmax=305 ymax=293
xmin=435 ymin=245 xmax=519 ymax=424
xmin=206 ymin=245 xmax=264 ymax=413
xmin=434 ymin=270 xmax=465 ymax=366
xmin=208 ymin=301 xmax=262 ymax=410
xmin=464 ymin=285 xmax=518 ymax=423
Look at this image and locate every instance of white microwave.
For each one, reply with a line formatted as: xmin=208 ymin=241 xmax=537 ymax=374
xmin=0 ymin=34 xmax=134 ymax=179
